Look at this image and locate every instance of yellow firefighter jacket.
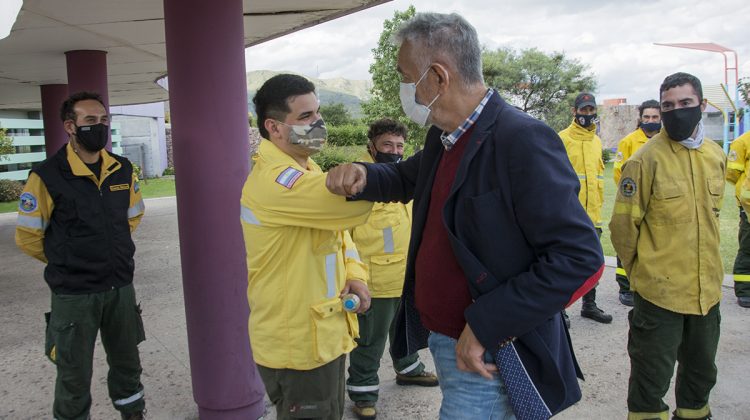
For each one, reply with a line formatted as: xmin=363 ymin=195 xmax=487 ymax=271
xmin=15 ymin=142 xmax=144 ymax=263
xmin=609 ymin=133 xmax=725 ymax=315
xmin=350 ymin=153 xmax=412 ymax=298
xmin=614 ymin=127 xmax=651 ymax=184
xmin=558 ymin=121 xmax=605 ymax=228
xmin=727 ymin=130 xmax=750 ymax=206
xmin=240 ymin=139 xmax=373 ymax=370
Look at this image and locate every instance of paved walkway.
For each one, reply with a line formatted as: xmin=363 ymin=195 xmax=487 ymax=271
xmin=1 ymin=197 xmax=747 ymax=419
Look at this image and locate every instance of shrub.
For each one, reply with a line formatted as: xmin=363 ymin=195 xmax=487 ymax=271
xmin=326 ymin=124 xmax=369 ymax=147
xmin=314 ymin=145 xmax=363 ymax=172
xmin=132 ymin=163 xmax=143 ymax=180
xmin=0 ymin=179 xmax=24 ymax=202
xmin=602 ymin=148 xmax=612 ymax=163
xmin=162 ymin=166 xmax=175 ymax=176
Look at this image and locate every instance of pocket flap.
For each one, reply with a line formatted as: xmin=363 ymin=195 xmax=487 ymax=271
xmin=370 ymin=253 xmax=406 ymax=266
xmin=654 ymin=182 xmax=684 ymax=199
xmin=707 ymin=178 xmax=724 ymax=196
xmin=310 ymin=297 xmax=343 ymax=319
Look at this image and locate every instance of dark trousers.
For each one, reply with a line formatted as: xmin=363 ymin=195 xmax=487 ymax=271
xmin=616 ymin=256 xmax=631 ymax=293
xmin=627 ymin=294 xmax=719 ymax=420
xmin=46 ymin=283 xmax=145 ymax=420
xmin=347 ymin=297 xmax=423 ymax=403
xmin=733 ymin=208 xmax=750 ymax=297
xmin=258 ymin=355 xmax=346 ymax=420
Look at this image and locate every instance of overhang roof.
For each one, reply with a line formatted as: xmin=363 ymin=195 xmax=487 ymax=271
xmin=0 ymin=0 xmax=389 ymax=110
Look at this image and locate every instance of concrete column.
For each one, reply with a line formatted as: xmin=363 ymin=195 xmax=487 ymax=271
xmin=65 ymin=50 xmax=112 ymax=150
xmin=163 ymin=1 xmax=265 ymax=419
xmin=39 ymin=84 xmax=68 ymax=156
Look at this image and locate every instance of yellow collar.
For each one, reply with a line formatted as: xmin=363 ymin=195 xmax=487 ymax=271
xmin=256 ymin=139 xmax=321 ymax=172
xmin=566 ymin=121 xmax=597 ymax=141
xmin=66 ymin=142 xmax=121 ymax=182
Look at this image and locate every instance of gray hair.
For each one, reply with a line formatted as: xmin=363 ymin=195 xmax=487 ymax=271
xmin=393 ymin=12 xmax=484 ymax=86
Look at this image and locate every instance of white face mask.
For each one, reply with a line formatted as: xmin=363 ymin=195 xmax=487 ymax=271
xmin=399 ymin=67 xmax=440 ymax=127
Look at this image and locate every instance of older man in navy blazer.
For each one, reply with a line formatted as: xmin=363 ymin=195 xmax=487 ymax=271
xmin=327 ymin=12 xmax=603 ymax=419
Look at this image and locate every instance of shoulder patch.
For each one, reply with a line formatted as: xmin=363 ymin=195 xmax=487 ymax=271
xmin=614 ymin=151 xmax=624 ymax=162
xmin=620 ymin=177 xmax=637 ymax=198
xmin=19 ymin=192 xmax=38 ymax=213
xmin=275 ymin=167 xmax=304 ymax=189
xmin=133 ymin=180 xmax=140 ymax=193
xmin=728 ymin=150 xmax=738 ymax=162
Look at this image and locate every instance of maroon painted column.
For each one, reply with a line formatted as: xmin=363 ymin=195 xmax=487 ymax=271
xmin=65 ymin=50 xmax=112 ymax=150
xmin=163 ymin=0 xmax=265 ymax=419
xmin=40 ymin=84 xmax=68 ymax=156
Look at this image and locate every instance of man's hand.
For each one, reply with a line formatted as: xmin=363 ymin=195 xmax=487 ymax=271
xmin=326 ymin=163 xmax=367 ymax=197
xmin=455 ymin=323 xmax=498 ymax=380
xmin=340 ymin=279 xmax=371 ymax=314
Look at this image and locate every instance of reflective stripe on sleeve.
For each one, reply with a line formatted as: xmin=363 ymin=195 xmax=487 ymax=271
xmin=127 ymin=199 xmax=145 ymax=218
xmin=346 ymin=384 xmax=379 ymax=392
xmin=616 ymin=267 xmax=628 ymax=276
xmin=613 ymin=202 xmax=642 ymax=218
xmin=114 ymin=389 xmax=144 ymax=406
xmin=733 ymin=274 xmax=750 ymax=282
xmin=345 ymin=249 xmax=361 ymax=262
xmin=326 ymin=253 xmax=337 ymax=298
xmin=240 ymin=205 xmax=261 ymax=225
xmin=577 ymin=174 xmax=587 ymax=180
xmin=17 ymin=214 xmax=48 ymax=230
xmin=383 ymin=227 xmax=395 ymax=253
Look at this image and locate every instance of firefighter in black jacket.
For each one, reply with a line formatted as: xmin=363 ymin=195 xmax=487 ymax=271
xmin=15 ymin=92 xmax=146 ymax=420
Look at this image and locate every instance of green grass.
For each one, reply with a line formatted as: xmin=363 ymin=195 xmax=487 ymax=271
xmin=0 ymin=168 xmax=742 ymax=271
xmin=600 ymin=162 xmax=739 ymax=273
xmin=138 ymin=177 xmax=176 ymax=199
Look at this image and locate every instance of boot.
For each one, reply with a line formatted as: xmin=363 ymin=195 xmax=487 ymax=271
xmin=353 ymin=401 xmax=377 ymax=420
xmin=580 ymin=288 xmax=612 ymax=324
xmin=396 ymin=370 xmax=439 ymax=387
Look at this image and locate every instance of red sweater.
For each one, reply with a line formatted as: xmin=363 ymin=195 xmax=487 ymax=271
xmin=414 ymin=127 xmax=474 ymax=339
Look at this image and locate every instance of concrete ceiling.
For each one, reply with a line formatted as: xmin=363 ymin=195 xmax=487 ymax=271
xmin=0 ymin=0 xmax=389 ymax=110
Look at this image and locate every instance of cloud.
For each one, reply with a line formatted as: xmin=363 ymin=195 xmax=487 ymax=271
xmin=245 ymin=0 xmax=750 ymax=105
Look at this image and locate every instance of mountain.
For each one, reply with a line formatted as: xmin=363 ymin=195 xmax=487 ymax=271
xmin=246 ymin=70 xmax=371 ymax=118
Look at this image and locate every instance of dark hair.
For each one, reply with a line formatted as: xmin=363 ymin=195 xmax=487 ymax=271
xmin=253 ymin=74 xmax=316 ymax=139
xmin=660 ymin=72 xmax=703 ymax=102
xmin=60 ymin=91 xmax=105 ymax=122
xmin=367 ymin=118 xmax=408 ymax=144
xmin=638 ymin=99 xmax=660 ymax=117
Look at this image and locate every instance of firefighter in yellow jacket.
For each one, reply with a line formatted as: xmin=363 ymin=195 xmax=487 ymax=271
xmin=610 ymin=73 xmax=724 ymax=420
xmin=558 ymin=92 xmax=612 ymax=325
xmin=726 ymin=129 xmax=750 ymax=308
xmin=240 ymin=74 xmax=374 ymax=420
xmin=15 ymin=92 xmax=147 ymax=420
xmin=612 ymin=100 xmax=661 ymax=307
xmin=346 ymin=119 xmax=438 ymax=420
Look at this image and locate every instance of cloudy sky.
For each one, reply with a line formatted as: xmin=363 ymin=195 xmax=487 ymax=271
xmin=244 ymin=0 xmax=750 ymax=105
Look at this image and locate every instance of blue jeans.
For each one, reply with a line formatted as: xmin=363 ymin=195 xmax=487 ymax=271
xmin=428 ymin=332 xmax=516 ymax=420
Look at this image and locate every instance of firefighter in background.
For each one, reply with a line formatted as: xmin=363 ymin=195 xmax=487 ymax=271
xmin=346 ymin=119 xmax=438 ymax=420
xmin=726 ymin=129 xmax=750 ymax=308
xmin=612 ymin=99 xmax=662 ymax=307
xmin=15 ymin=91 xmax=147 ymax=420
xmin=558 ymin=92 xmax=613 ymax=325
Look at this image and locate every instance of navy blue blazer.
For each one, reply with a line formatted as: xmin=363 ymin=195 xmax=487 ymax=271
xmin=356 ymin=92 xmax=604 ymax=414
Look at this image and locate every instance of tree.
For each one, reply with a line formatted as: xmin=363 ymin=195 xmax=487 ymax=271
xmin=0 ymin=129 xmax=14 ymax=161
xmin=483 ymin=47 xmax=597 ymax=132
xmin=361 ymin=6 xmax=428 ymax=147
xmin=320 ymin=103 xmax=355 ymax=126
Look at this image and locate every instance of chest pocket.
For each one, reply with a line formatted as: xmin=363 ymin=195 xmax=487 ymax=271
xmin=706 ymin=178 xmax=724 ymax=212
xmin=650 ymin=181 xmax=692 ymax=226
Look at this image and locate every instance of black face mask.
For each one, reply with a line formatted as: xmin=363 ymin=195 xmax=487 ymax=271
xmin=75 ymin=123 xmax=108 ymax=152
xmin=575 ymin=113 xmax=598 ymax=128
xmin=661 ymin=105 xmax=702 ymax=141
xmin=374 ymin=151 xmax=403 ymax=164
xmin=640 ymin=122 xmax=661 ymax=134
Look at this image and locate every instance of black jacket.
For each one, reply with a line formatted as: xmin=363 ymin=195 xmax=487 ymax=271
xmin=33 ymin=146 xmax=136 ymax=294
